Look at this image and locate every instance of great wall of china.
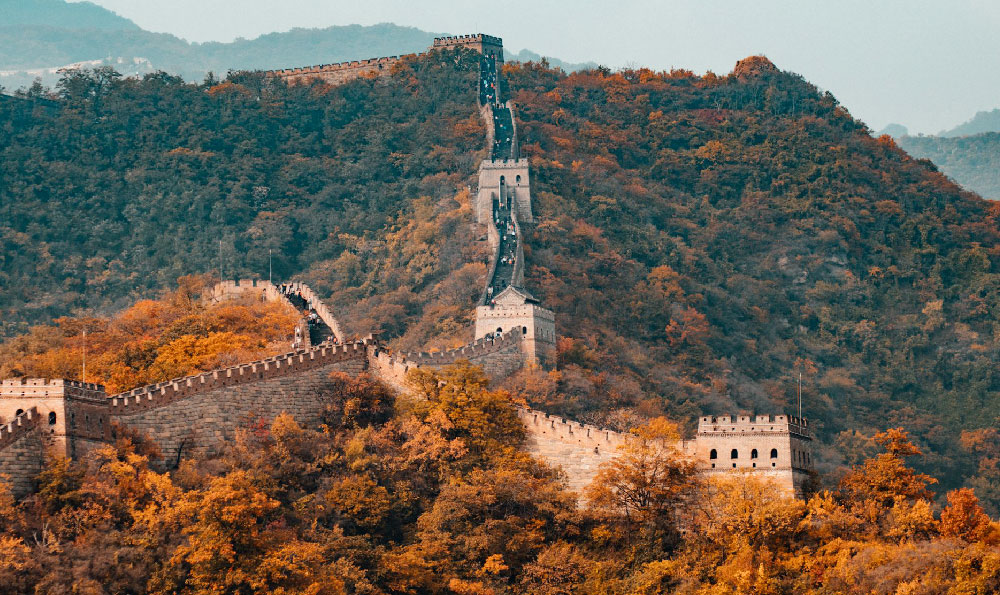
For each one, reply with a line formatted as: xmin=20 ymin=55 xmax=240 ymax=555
xmin=0 ymin=34 xmax=813 ymax=500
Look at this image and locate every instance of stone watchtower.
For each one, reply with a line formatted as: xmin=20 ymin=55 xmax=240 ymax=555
xmin=475 ymin=287 xmax=556 ymax=367
xmin=476 ymin=158 xmax=531 ymax=224
xmin=684 ymin=414 xmax=814 ymax=497
xmin=0 ymin=378 xmax=109 ymax=458
xmin=433 ymin=34 xmax=504 ymax=63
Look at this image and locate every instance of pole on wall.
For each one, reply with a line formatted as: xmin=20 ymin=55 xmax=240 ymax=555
xmin=798 ymin=371 xmax=802 ymax=420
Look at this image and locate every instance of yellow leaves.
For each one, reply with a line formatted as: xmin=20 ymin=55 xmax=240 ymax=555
xmin=150 ymin=331 xmax=261 ymax=379
xmin=940 ymin=488 xmax=993 ymax=542
xmin=697 ymin=472 xmax=807 ymax=552
xmin=1 ymin=277 xmax=301 ymax=392
xmin=324 ymin=474 xmax=391 ymax=530
xmin=0 ymin=535 xmax=32 ymax=571
xmin=448 ymin=577 xmax=496 ymax=595
xmin=480 ymin=554 xmax=508 ymax=576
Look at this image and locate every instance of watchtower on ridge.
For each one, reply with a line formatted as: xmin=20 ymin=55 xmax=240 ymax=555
xmin=1 ymin=378 xmax=109 ymax=458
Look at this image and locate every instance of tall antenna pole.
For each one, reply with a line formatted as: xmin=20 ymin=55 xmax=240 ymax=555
xmin=219 ymin=239 xmax=223 ymax=282
xmin=82 ymin=330 xmax=87 ymax=382
xmin=798 ymin=371 xmax=802 ymax=420
xmin=269 ymin=249 xmax=272 ymax=285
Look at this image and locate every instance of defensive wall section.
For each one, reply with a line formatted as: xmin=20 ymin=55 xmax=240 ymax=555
xmin=279 ymin=282 xmax=346 ymax=343
xmin=268 ymin=34 xmax=503 ymax=87
xmin=110 ymin=342 xmax=368 ymax=465
xmin=0 ymin=408 xmax=44 ymax=497
xmin=269 ymin=55 xmax=413 ymax=86
xmin=0 ymin=32 xmax=815 ymax=502
xmin=209 ymin=278 xmax=347 ymax=345
xmin=518 ymin=410 xmax=812 ymax=498
xmin=368 ymin=329 xmax=526 ymax=393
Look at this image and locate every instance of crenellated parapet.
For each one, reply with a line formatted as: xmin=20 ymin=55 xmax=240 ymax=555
xmin=109 ymin=341 xmax=368 ymax=413
xmin=268 ymin=55 xmax=414 ymax=86
xmin=399 ymin=328 xmax=522 ymax=365
xmin=269 ymin=32 xmax=504 ymax=87
xmin=279 ymin=282 xmax=346 ymax=343
xmin=698 ymin=414 xmax=810 ymax=438
xmin=0 ymin=407 xmax=40 ymax=451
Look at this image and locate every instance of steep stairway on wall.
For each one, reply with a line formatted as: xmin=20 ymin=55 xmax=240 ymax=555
xmin=280 ymin=286 xmax=336 ymax=344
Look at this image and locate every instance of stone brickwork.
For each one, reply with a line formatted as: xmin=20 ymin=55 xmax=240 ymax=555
xmin=368 ymin=330 xmax=527 ymax=393
xmin=268 ymin=33 xmax=503 ymax=87
xmin=269 ymin=55 xmax=412 ymax=86
xmin=518 ymin=408 xmax=632 ymax=493
xmin=433 ymin=34 xmax=504 ymax=62
xmin=1 ymin=378 xmax=109 ymax=458
xmin=0 ymin=408 xmax=44 ymax=497
xmin=518 ymin=409 xmax=813 ymax=499
xmin=476 ymin=158 xmax=532 ymax=225
xmin=112 ymin=353 xmax=366 ymax=465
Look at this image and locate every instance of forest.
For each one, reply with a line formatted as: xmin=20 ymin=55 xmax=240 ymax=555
xmin=1 ymin=351 xmax=998 ymax=593
xmin=897 ymin=132 xmax=1000 ymax=200
xmin=2 ymin=48 xmax=1000 ymax=526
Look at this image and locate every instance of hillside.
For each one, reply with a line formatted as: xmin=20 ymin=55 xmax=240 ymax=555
xmin=897 ymin=132 xmax=1000 ymax=199
xmin=0 ymin=1 xmax=593 ymax=91
xmin=940 ymin=108 xmax=1000 ymax=137
xmin=2 ymin=50 xmax=1000 ymax=515
xmin=0 ymin=0 xmax=138 ymax=31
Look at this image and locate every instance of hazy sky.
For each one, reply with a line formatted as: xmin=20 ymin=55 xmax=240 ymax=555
xmin=74 ymin=0 xmax=1000 ymax=134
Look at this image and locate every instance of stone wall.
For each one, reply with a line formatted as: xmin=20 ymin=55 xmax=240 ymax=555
xmin=433 ymin=34 xmax=504 ymax=62
xmin=269 ymin=55 xmax=412 ymax=86
xmin=0 ymin=408 xmax=44 ymax=497
xmin=368 ymin=330 xmax=528 ymax=392
xmin=110 ymin=345 xmax=368 ymax=465
xmin=518 ymin=407 xmax=631 ymax=493
xmin=476 ymin=158 xmax=531 ymax=224
xmin=281 ymin=282 xmax=346 ymax=343
xmin=519 ymin=409 xmax=814 ymax=499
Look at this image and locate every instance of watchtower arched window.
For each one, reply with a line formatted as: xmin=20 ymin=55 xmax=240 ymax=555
xmin=770 ymin=448 xmax=778 ymax=459
xmin=751 ymin=448 xmax=758 ymax=459
xmin=499 ymin=175 xmax=505 ymax=184
xmin=15 ymin=409 xmax=24 ymax=417
xmin=48 ymin=412 xmax=57 ymax=425
xmin=709 ymin=449 xmax=717 ymax=460
xmin=515 ymin=175 xmax=521 ymax=184
xmin=522 ymin=326 xmax=527 ymax=334
xmin=731 ymin=449 xmax=739 ymax=459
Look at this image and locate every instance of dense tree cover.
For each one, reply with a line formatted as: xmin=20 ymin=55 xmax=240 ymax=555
xmin=488 ymin=57 xmax=1000 ymax=509
xmin=0 ymin=368 xmax=997 ymax=594
xmin=897 ymin=132 xmax=1000 ymax=199
xmin=0 ymin=49 xmax=486 ymax=338
xmin=4 ymin=48 xmax=1000 ymax=513
xmin=0 ymin=275 xmax=300 ymax=393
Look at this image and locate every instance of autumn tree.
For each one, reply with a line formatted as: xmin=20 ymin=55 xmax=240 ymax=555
xmin=586 ymin=417 xmax=699 ymax=555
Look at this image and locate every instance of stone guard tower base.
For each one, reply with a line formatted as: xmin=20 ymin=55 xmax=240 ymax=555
xmin=1 ymin=378 xmax=109 ymax=459
xmin=685 ymin=414 xmax=813 ymax=498
xmin=476 ymin=159 xmax=532 ymax=224
xmin=476 ymin=286 xmax=556 ymax=368
xmin=433 ymin=34 xmax=504 ymax=63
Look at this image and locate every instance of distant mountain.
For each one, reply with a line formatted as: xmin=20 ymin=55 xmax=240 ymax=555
xmin=897 ymin=132 xmax=1000 ymax=199
xmin=0 ymin=21 xmax=441 ymax=89
xmin=876 ymin=123 xmax=908 ymax=138
xmin=939 ymin=108 xmax=1000 ymax=137
xmin=0 ymin=0 xmax=593 ymax=92
xmin=0 ymin=0 xmax=138 ymax=31
xmin=507 ymin=48 xmax=596 ymax=73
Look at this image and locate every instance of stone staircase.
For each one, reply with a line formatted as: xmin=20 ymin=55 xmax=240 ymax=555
xmin=278 ymin=284 xmax=337 ymax=345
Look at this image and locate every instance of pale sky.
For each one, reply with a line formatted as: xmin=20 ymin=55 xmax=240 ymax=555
xmin=74 ymin=0 xmax=1000 ymax=135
